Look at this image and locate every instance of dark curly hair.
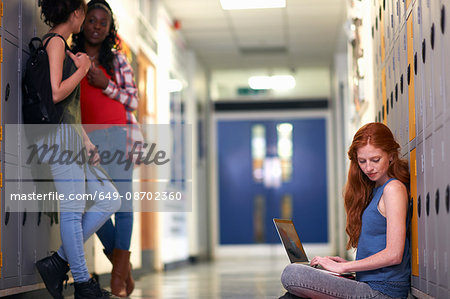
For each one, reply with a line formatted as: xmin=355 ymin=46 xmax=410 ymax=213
xmin=71 ymin=0 xmax=120 ymax=78
xmin=39 ymin=0 xmax=87 ymax=27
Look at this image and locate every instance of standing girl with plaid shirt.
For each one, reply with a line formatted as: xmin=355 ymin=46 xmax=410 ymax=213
xmin=71 ymin=0 xmax=141 ymax=296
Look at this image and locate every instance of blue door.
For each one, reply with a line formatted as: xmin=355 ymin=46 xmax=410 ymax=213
xmin=218 ymin=118 xmax=328 ymax=244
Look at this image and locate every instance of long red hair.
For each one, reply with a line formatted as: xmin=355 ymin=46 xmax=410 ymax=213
xmin=344 ymin=123 xmax=409 ymax=249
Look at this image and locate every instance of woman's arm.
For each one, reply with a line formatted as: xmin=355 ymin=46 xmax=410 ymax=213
xmin=46 ymin=37 xmax=91 ymax=103
xmin=102 ymin=53 xmax=138 ymax=111
xmin=311 ymin=180 xmax=409 ymax=273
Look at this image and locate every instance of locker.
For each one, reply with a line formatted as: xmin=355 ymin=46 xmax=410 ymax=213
xmin=410 ymin=148 xmax=420 ymax=288
xmin=0 ymin=162 xmax=20 ymax=289
xmin=386 ymin=60 xmax=393 ymax=128
xmin=399 ymin=0 xmax=406 ymax=28
xmin=443 ymin=1 xmax=450 ymax=122
xmin=416 ymin=139 xmax=427 ymax=293
xmin=1 ymin=0 xmax=20 ymax=39
xmin=434 ymin=126 xmax=448 ymax=299
xmin=400 ymin=25 xmax=408 ymax=147
xmin=393 ymin=40 xmax=401 ymax=142
xmin=422 ymin=0 xmax=434 ymax=131
xmin=430 ymin=0 xmax=445 ymax=122
xmin=413 ymin=0 xmax=424 ymax=136
xmin=425 ymin=134 xmax=438 ymax=297
xmin=446 ymin=119 xmax=450 ymax=295
xmin=1 ymin=33 xmax=20 ymax=126
xmin=393 ymin=0 xmax=400 ymax=35
xmin=21 ymin=0 xmax=37 ymax=52
xmin=407 ymin=12 xmax=416 ymax=141
xmin=383 ymin=0 xmax=393 ymax=49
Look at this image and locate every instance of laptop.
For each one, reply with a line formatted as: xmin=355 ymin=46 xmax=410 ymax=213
xmin=273 ymin=218 xmax=355 ymax=278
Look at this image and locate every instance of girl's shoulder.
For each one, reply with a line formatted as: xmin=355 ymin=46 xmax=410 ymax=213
xmin=384 ymin=178 xmax=407 ymax=196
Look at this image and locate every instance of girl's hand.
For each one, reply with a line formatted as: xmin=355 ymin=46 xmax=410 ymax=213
xmin=84 ymin=138 xmax=100 ymax=166
xmin=310 ymin=256 xmax=348 ymax=274
xmin=87 ymin=62 xmax=109 ymax=89
xmin=326 ymin=256 xmax=348 ymax=263
xmin=67 ymin=51 xmax=91 ymax=74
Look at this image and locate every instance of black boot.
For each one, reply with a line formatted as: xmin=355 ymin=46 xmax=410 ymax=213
xmin=74 ymin=278 xmax=111 ymax=299
xmin=36 ymin=252 xmax=70 ymax=299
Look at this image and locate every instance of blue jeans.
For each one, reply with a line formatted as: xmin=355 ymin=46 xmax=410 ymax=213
xmin=281 ymin=264 xmax=396 ymax=299
xmin=35 ymin=124 xmax=121 ymax=282
xmin=88 ymin=126 xmax=133 ymax=252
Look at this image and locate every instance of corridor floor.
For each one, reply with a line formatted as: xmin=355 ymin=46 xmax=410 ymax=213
xmin=128 ymin=256 xmax=288 ymax=299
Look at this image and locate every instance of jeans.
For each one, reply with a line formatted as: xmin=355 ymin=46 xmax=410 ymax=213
xmin=281 ymin=264 xmax=395 ymax=299
xmin=35 ymin=124 xmax=121 ymax=282
xmin=88 ymin=126 xmax=133 ymax=252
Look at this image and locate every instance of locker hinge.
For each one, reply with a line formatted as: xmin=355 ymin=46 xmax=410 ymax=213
xmin=0 ymin=173 xmax=2 ymax=188
xmin=0 ymin=126 xmax=2 ymax=141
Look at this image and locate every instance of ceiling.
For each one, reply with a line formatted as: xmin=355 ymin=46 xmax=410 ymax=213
xmin=162 ymin=0 xmax=348 ymax=70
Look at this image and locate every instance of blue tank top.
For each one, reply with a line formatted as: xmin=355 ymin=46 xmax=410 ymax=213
xmin=355 ymin=178 xmax=411 ymax=298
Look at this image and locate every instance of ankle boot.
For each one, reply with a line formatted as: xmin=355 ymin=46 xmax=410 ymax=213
xmin=74 ymin=278 xmax=110 ymax=299
xmin=110 ymin=248 xmax=131 ymax=297
xmin=36 ymin=252 xmax=70 ymax=299
xmin=104 ymin=249 xmax=134 ymax=296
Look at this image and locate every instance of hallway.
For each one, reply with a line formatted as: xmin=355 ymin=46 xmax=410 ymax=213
xmin=130 ymin=257 xmax=287 ymax=299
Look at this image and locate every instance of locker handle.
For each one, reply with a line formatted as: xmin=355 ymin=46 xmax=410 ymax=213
xmin=372 ymin=26 xmax=374 ymax=39
xmin=422 ymin=39 xmax=426 ymax=64
xmin=441 ymin=5 xmax=446 ymax=34
xmin=376 ymin=17 xmax=378 ymax=31
xmin=5 ymin=207 xmax=10 ymax=226
xmin=430 ymin=23 xmax=435 ymax=50
xmin=414 ymin=53 xmax=418 ymax=75
xmin=379 ymin=6 xmax=382 ymax=21
xmin=418 ymin=195 xmax=422 ymax=218
xmin=22 ymin=210 xmax=27 ymax=226
xmin=378 ymin=111 xmax=382 ymax=123
xmin=407 ymin=65 xmax=411 ymax=85
xmin=386 ymin=98 xmax=390 ymax=115
xmin=435 ymin=189 xmax=440 ymax=215
xmin=38 ymin=211 xmax=42 ymax=226
xmin=383 ymin=0 xmax=386 ymax=11
xmin=382 ymin=104 xmax=385 ymax=121
xmin=395 ymin=84 xmax=398 ymax=102
xmin=4 ymin=83 xmax=10 ymax=102
xmin=426 ymin=192 xmax=430 ymax=216
xmin=390 ymin=92 xmax=394 ymax=109
xmin=400 ymin=74 xmax=404 ymax=94
xmin=446 ymin=185 xmax=449 ymax=213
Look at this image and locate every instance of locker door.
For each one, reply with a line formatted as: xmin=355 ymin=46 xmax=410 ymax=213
xmin=425 ymin=134 xmax=438 ymax=297
xmin=446 ymin=120 xmax=450 ymax=296
xmin=0 ymin=162 xmax=20 ymax=289
xmin=400 ymin=25 xmax=408 ymax=147
xmin=416 ymin=140 xmax=427 ymax=293
xmin=422 ymin=1 xmax=434 ymax=131
xmin=413 ymin=1 xmax=424 ymax=136
xmin=430 ymin=0 xmax=445 ymax=123
xmin=410 ymin=148 xmax=419 ymax=286
xmin=1 ymin=0 xmax=20 ymax=38
xmin=434 ymin=127 xmax=448 ymax=298
xmin=21 ymin=0 xmax=37 ymax=51
xmin=444 ymin=1 xmax=450 ymax=121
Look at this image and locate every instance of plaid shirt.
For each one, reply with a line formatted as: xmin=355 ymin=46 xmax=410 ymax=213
xmin=103 ymin=51 xmax=144 ymax=163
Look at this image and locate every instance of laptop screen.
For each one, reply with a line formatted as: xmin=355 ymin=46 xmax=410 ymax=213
xmin=273 ymin=218 xmax=309 ymax=263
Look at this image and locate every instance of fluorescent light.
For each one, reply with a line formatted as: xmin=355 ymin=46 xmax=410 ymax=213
xmin=248 ymin=76 xmax=272 ymax=90
xmin=220 ymin=0 xmax=286 ymax=10
xmin=248 ymin=75 xmax=296 ymax=90
xmin=168 ymin=79 xmax=183 ymax=92
xmin=270 ymin=75 xmax=296 ymax=90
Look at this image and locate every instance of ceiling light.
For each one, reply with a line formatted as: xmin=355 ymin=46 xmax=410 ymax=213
xmin=248 ymin=76 xmax=272 ymax=90
xmin=220 ymin=0 xmax=286 ymax=10
xmin=248 ymin=75 xmax=296 ymax=90
xmin=270 ymin=75 xmax=296 ymax=90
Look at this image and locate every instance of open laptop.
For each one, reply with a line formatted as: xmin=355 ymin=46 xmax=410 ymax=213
xmin=273 ymin=218 xmax=355 ymax=278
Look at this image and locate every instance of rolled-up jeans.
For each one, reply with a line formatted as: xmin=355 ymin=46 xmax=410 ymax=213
xmin=281 ymin=264 xmax=396 ymax=299
xmin=88 ymin=125 xmax=133 ymax=253
xmin=35 ymin=124 xmax=121 ymax=282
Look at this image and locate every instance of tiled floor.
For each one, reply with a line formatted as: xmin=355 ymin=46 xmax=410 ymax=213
xmin=4 ymin=256 xmax=289 ymax=298
xmin=128 ymin=257 xmax=288 ymax=299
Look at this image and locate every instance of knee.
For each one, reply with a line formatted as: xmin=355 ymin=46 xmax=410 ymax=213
xmin=110 ymin=197 xmax=122 ymax=213
xmin=281 ymin=264 xmax=297 ymax=288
